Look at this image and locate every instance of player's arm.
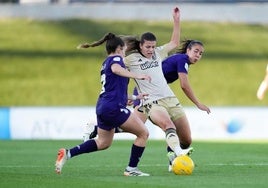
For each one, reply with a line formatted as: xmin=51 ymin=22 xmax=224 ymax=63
xmin=178 ymin=72 xmax=211 ymax=114
xmin=165 ymin=7 xmax=180 ymax=52
xmin=111 ymin=63 xmax=151 ymax=82
xmin=257 ymin=64 xmax=268 ymax=100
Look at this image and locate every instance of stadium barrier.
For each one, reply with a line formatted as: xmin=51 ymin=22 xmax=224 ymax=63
xmin=0 ymin=106 xmax=267 ymax=141
xmin=0 ymin=3 xmax=267 ymax=24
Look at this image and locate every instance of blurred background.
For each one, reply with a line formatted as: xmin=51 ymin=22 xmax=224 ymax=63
xmin=0 ymin=0 xmax=267 ymax=141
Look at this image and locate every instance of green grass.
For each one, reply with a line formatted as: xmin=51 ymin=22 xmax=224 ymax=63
xmin=0 ymin=19 xmax=268 ymax=106
xmin=0 ymin=140 xmax=267 ymax=188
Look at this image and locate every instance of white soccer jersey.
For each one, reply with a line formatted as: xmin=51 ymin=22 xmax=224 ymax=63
xmin=124 ymin=44 xmax=176 ymax=105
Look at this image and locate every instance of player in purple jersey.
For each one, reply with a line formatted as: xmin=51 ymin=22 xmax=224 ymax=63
xmin=55 ymin=33 xmax=152 ymax=176
xmin=162 ymin=39 xmax=210 ymax=113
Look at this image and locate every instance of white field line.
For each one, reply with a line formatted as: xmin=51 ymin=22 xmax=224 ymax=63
xmin=1 ymin=163 xmax=268 ymax=168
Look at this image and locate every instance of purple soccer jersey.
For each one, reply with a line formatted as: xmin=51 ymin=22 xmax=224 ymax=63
xmin=162 ymin=54 xmax=190 ymax=83
xmin=96 ymin=55 xmax=131 ymax=130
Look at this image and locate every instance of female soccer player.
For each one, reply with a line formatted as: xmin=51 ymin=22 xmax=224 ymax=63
xmin=123 ymin=7 xmax=193 ymax=166
xmin=55 ymin=33 xmax=151 ymax=176
xmin=162 ymin=39 xmax=210 ymax=113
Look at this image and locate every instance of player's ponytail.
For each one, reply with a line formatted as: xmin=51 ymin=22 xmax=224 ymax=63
xmin=77 ymin=33 xmax=117 ymax=49
xmin=77 ymin=33 xmax=124 ymax=55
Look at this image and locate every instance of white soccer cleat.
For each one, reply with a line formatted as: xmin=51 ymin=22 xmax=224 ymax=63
xmin=167 ymin=151 xmax=176 ymax=172
xmin=124 ymin=167 xmax=150 ymax=176
xmin=83 ymin=122 xmax=97 ymax=142
xmin=179 ymin=147 xmax=194 ymax=156
xmin=55 ymin=148 xmax=67 ymax=174
xmin=168 ymin=164 xmax=173 ymax=172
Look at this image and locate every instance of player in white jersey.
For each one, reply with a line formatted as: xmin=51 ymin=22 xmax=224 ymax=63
xmin=123 ymin=7 xmax=193 ymax=168
xmin=124 ymin=45 xmax=175 ymax=104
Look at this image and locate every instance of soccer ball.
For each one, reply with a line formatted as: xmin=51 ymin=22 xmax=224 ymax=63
xmin=171 ymin=155 xmax=194 ymax=175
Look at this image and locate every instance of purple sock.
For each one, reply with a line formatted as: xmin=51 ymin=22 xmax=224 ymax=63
xmin=69 ymin=139 xmax=98 ymax=158
xmin=128 ymin=144 xmax=145 ymax=168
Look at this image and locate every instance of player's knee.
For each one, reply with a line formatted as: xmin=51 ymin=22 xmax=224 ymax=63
xmin=137 ymin=128 xmax=149 ymax=142
xmin=141 ymin=129 xmax=149 ymax=140
xmin=96 ymin=140 xmax=112 ymax=150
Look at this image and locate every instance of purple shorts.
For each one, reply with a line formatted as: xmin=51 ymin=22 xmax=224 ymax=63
xmin=97 ymin=107 xmax=131 ymax=131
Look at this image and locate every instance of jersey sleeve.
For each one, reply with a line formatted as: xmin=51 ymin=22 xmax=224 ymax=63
xmin=156 ymin=44 xmax=169 ymax=60
xmin=176 ymin=55 xmax=189 ymax=74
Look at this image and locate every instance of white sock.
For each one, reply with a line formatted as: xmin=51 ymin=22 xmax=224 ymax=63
xmin=165 ymin=128 xmax=182 ymax=156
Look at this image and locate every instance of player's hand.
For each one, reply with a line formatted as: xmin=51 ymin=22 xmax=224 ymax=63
xmin=136 ymin=93 xmax=149 ymax=100
xmin=197 ymin=103 xmax=211 ymax=114
xmin=127 ymin=99 xmax=133 ymax=106
xmin=172 ymin=7 xmax=180 ymax=22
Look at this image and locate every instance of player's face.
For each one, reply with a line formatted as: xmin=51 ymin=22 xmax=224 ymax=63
xmin=140 ymin=40 xmax=156 ymax=59
xmin=187 ymin=44 xmax=204 ymax=64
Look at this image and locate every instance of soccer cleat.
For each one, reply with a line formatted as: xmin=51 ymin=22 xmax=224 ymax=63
xmin=177 ymin=147 xmax=194 ymax=156
xmin=55 ymin=148 xmax=68 ymax=174
xmin=168 ymin=164 xmax=173 ymax=172
xmin=124 ymin=168 xmax=150 ymax=176
xmin=181 ymin=147 xmax=194 ymax=156
xmin=83 ymin=122 xmax=124 ymax=142
xmin=83 ymin=122 xmax=98 ymax=142
xmin=167 ymin=151 xmax=176 ymax=172
xmin=167 ymin=147 xmax=194 ymax=172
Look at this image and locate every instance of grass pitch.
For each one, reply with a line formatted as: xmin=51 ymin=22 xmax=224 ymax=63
xmin=0 ymin=140 xmax=267 ymax=188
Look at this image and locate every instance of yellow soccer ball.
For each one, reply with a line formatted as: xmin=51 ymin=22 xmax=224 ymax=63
xmin=172 ymin=155 xmax=195 ymax=175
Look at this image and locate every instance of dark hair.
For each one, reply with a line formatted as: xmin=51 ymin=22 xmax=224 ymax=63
xmin=177 ymin=39 xmax=203 ymax=54
xmin=140 ymin=32 xmax=157 ymax=44
xmin=77 ymin=32 xmax=124 ymax=54
xmin=122 ymin=32 xmax=157 ymax=55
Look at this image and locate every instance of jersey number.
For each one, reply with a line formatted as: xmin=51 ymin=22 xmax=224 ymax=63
xmin=100 ymin=74 xmax=106 ymax=95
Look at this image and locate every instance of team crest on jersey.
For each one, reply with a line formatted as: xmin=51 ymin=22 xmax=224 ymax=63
xmin=120 ymin=108 xmax=129 ymax=114
xmin=184 ymin=63 xmax=189 ymax=72
xmin=113 ymin=57 xmax=121 ymax=61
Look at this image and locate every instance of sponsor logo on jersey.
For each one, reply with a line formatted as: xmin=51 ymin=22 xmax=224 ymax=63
xmin=140 ymin=61 xmax=159 ymax=70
